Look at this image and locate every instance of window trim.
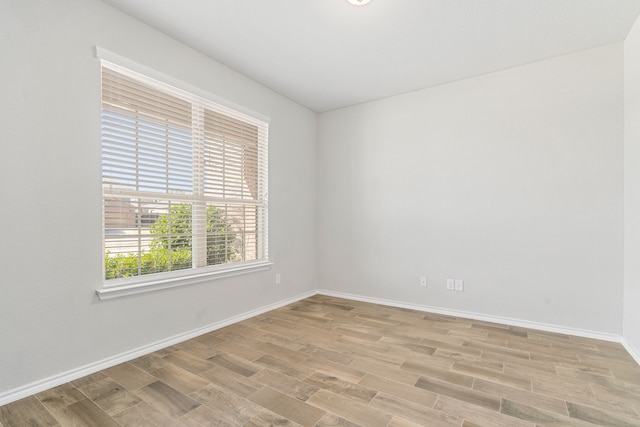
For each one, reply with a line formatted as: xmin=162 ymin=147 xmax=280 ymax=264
xmin=96 ymin=47 xmax=270 ymax=300
xmin=96 ymin=260 xmax=273 ymax=300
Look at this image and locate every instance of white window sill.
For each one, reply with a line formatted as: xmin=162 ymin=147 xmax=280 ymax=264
xmin=96 ymin=261 xmax=273 ymax=300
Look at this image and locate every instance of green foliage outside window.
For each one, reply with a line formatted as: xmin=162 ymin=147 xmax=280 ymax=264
xmin=105 ymin=204 xmax=236 ymax=280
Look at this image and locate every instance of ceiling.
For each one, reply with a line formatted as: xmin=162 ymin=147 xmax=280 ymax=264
xmin=101 ymin=0 xmax=640 ymax=112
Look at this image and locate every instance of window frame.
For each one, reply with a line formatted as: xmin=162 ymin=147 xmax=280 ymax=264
xmin=96 ymin=48 xmax=271 ymax=300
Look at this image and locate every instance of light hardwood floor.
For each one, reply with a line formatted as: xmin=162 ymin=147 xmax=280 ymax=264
xmin=1 ymin=295 xmax=640 ymax=426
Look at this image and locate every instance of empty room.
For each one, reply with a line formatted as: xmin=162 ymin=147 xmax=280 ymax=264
xmin=1 ymin=0 xmax=640 ymax=425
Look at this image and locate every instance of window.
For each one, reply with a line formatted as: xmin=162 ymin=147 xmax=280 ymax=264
xmin=99 ymin=60 xmax=269 ymax=298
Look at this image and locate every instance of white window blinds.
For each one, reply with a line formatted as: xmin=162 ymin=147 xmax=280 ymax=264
xmin=101 ymin=62 xmax=268 ymax=283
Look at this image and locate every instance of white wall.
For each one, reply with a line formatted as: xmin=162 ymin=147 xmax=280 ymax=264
xmin=0 ymin=0 xmax=316 ymax=397
xmin=317 ymin=44 xmax=624 ymax=335
xmin=624 ymin=15 xmax=640 ymax=360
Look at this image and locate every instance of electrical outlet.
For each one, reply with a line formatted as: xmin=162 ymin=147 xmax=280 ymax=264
xmin=420 ymin=276 xmax=427 ymax=287
xmin=455 ymin=279 xmax=464 ymax=292
xmin=446 ymin=279 xmax=455 ymax=290
xmin=275 ymin=273 xmax=281 ymax=285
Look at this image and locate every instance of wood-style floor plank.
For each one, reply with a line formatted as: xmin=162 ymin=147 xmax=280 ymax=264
xmin=566 ymin=401 xmax=640 ymax=427
xmin=245 ymin=409 xmax=303 ymax=427
xmin=0 ymin=396 xmax=60 ymax=427
xmin=252 ymin=369 xmax=319 ymax=401
xmin=360 ymin=373 xmax=439 ymax=408
xmin=415 ymin=376 xmax=502 ymax=411
xmin=369 ymin=393 xmax=461 ymax=426
xmin=36 ymin=383 xmax=86 ymax=412
xmin=1 ymin=295 xmax=639 ymax=426
xmin=306 ymin=389 xmax=392 ymax=427
xmin=472 ymin=377 xmax=568 ymax=415
xmin=77 ymin=377 xmax=141 ymax=416
xmin=248 ymin=387 xmax=325 ymax=427
xmin=500 ymin=398 xmax=593 ymax=426
xmin=52 ymin=398 xmax=120 ymax=427
xmin=111 ymin=402 xmax=183 ymax=427
xmin=136 ymin=380 xmax=200 ymax=419
xmin=304 ymin=372 xmax=377 ymax=404
xmin=190 ymin=383 xmax=261 ymax=423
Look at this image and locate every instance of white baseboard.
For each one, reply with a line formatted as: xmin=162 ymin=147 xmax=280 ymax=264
xmin=317 ymin=289 xmax=623 ymax=343
xmin=0 ymin=290 xmax=316 ymax=406
xmin=622 ymin=338 xmax=640 ymax=366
